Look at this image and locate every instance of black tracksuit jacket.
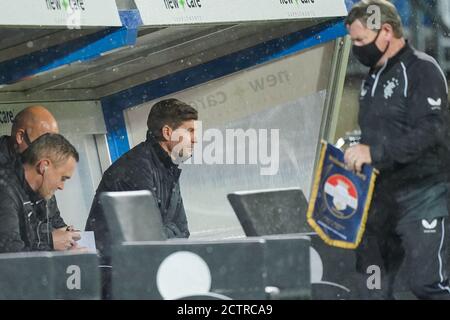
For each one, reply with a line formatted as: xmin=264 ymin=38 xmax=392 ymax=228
xmin=358 ymin=43 xmax=450 ymax=188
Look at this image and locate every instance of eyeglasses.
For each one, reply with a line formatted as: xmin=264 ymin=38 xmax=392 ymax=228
xmin=23 ymin=130 xmax=32 ymax=146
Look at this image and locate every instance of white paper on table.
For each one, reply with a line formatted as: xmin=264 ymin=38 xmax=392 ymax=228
xmin=76 ymin=231 xmax=97 ymax=252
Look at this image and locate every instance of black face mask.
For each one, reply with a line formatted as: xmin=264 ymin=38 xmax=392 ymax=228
xmin=352 ymin=29 xmax=389 ymax=68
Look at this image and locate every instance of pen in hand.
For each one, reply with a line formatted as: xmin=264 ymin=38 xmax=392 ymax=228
xmin=65 ymin=225 xmax=81 ymax=241
xmin=66 ymin=225 xmax=80 ymax=232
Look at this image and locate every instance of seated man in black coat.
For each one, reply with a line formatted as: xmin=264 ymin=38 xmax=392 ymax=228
xmin=85 ymin=99 xmax=198 ymax=297
xmin=0 ymin=106 xmax=80 ymax=251
xmin=0 ymin=133 xmax=80 ymax=252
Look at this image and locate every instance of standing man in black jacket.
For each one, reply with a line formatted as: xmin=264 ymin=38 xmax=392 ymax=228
xmin=0 ymin=133 xmax=80 ymax=252
xmin=85 ymin=98 xmax=198 ymax=297
xmin=344 ymin=0 xmax=450 ymax=299
xmin=0 ymin=105 xmax=80 ymax=251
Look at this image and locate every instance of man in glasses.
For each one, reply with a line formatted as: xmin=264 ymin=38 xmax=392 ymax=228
xmin=0 ymin=105 xmax=80 ymax=251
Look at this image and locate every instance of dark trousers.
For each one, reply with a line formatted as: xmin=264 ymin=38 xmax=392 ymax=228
xmin=356 ymin=181 xmax=450 ymax=300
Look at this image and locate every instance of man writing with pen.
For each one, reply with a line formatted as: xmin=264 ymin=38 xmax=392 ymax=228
xmin=0 ymin=106 xmax=82 ymax=251
xmin=0 ymin=133 xmax=83 ymax=252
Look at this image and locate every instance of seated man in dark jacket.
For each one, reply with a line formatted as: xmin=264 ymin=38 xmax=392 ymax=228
xmin=85 ymin=99 xmax=197 ymax=279
xmin=0 ymin=105 xmax=79 ymax=251
xmin=0 ymin=133 xmax=80 ymax=252
xmin=86 ymin=98 xmax=197 ymax=254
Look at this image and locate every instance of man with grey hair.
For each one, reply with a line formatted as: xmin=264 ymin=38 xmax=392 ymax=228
xmin=0 ymin=133 xmax=81 ymax=252
xmin=344 ymin=0 xmax=450 ymax=299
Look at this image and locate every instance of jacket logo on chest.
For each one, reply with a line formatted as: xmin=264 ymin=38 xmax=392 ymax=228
xmin=383 ymin=77 xmax=399 ymax=99
xmin=361 ymin=87 xmax=368 ymax=98
xmin=360 ymin=80 xmax=368 ymax=98
xmin=427 ymin=97 xmax=442 ymax=110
